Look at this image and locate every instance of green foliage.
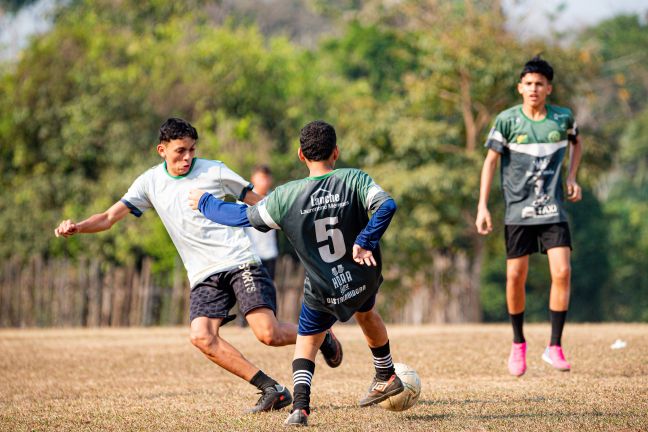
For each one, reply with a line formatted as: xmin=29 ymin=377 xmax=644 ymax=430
xmin=0 ymin=0 xmax=317 ymax=269
xmin=599 ymin=108 xmax=648 ymax=321
xmin=1 ymin=0 xmax=647 ymax=323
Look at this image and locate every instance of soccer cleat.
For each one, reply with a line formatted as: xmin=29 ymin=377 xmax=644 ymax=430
xmin=284 ymin=409 xmax=309 ymax=426
xmin=245 ymin=384 xmax=292 ymax=414
xmin=542 ymin=346 xmax=571 ymax=371
xmin=508 ymin=342 xmax=527 ymax=377
xmin=320 ymin=329 xmax=343 ymax=368
xmin=359 ymin=373 xmax=404 ymax=407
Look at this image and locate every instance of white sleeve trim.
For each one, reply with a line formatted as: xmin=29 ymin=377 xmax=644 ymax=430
xmin=365 ymin=184 xmax=384 ymax=209
xmin=257 ymin=201 xmax=281 ymax=230
xmin=488 ymin=128 xmax=507 ymax=145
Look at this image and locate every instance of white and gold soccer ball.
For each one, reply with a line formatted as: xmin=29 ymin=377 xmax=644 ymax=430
xmin=378 ymin=363 xmax=421 ymax=412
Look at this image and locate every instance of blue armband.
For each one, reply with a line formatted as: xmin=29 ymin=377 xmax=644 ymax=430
xmin=198 ymin=193 xmax=252 ymax=227
xmin=354 ymin=198 xmax=397 ymax=251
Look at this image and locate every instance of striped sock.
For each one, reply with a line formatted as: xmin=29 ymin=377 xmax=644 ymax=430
xmin=370 ymin=340 xmax=394 ymax=381
xmin=292 ymin=358 xmax=315 ymax=414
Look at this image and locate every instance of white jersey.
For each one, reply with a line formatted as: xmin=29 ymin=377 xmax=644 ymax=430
xmin=121 ymin=158 xmax=260 ymax=288
xmin=245 ymin=227 xmax=279 ymax=260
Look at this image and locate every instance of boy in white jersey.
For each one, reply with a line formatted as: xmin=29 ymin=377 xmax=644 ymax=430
xmin=476 ymin=57 xmax=583 ymax=376
xmin=54 ymin=118 xmax=342 ymax=412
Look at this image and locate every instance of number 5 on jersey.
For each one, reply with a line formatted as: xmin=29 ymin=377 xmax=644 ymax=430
xmin=314 ymin=217 xmax=346 ymax=263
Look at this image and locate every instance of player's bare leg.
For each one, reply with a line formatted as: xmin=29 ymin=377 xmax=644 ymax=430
xmin=547 ymin=246 xmax=571 ymax=311
xmin=506 ymin=256 xmax=529 ymax=314
xmin=245 ymin=307 xmax=341 ymax=368
xmin=355 ymin=308 xmax=403 ymax=406
xmin=543 ymin=246 xmax=572 ymax=371
xmin=190 ymin=317 xmax=292 ymax=412
xmin=190 ymin=317 xmax=258 ymax=379
xmin=506 ymin=256 xmax=529 ymax=376
xmin=245 ymin=308 xmax=297 ymax=346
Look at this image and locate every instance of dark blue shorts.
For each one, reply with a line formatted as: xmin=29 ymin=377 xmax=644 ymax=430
xmin=297 ymin=294 xmax=376 ymax=335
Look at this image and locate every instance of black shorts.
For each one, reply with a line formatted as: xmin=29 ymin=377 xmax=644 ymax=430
xmin=189 ymin=263 xmax=277 ymax=324
xmin=505 ymin=222 xmax=572 ymax=259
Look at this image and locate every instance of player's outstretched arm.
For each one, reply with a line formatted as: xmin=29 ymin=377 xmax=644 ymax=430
xmin=566 ymin=135 xmax=582 ymax=202
xmin=353 ymin=198 xmax=397 ymax=266
xmin=189 ymin=189 xmax=252 ymax=227
xmin=54 ymin=201 xmax=130 ymax=238
xmin=476 ymin=149 xmax=500 ymax=235
xmin=242 ymin=190 xmax=263 ymax=206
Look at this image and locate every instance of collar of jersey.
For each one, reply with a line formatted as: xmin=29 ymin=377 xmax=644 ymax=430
xmin=164 ymin=158 xmax=196 ymax=179
xmin=519 ymin=105 xmax=550 ymax=124
xmin=306 ymin=169 xmax=337 ymax=180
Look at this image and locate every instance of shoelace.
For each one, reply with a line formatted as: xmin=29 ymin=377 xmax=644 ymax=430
xmin=254 ymin=387 xmax=276 ymax=405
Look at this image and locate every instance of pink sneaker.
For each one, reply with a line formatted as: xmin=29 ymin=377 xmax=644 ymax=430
xmin=542 ymin=346 xmax=571 ymax=371
xmin=508 ymin=342 xmax=527 ymax=377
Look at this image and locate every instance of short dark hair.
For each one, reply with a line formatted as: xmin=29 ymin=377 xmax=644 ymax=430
xmin=520 ymin=55 xmax=554 ymax=82
xmin=299 ymin=120 xmax=337 ymax=161
xmin=252 ymin=164 xmax=272 ymax=176
xmin=158 ymin=118 xmax=198 ymax=143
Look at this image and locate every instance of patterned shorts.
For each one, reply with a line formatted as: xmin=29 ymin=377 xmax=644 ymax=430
xmin=189 ymin=263 xmax=277 ymax=324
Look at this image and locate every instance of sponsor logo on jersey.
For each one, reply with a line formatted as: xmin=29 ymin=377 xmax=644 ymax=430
xmin=300 ymin=188 xmax=350 ymax=215
xmin=548 ymin=130 xmax=561 ymax=142
xmin=521 ymin=204 xmax=559 ymax=219
xmin=326 ymin=284 xmax=366 ymax=305
xmin=310 ymin=188 xmax=341 ymax=206
xmin=331 ymin=264 xmax=352 ymax=294
xmin=516 ymin=134 xmax=529 ymax=144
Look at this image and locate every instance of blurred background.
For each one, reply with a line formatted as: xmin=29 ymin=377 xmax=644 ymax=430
xmin=1 ymin=0 xmax=647 ymax=327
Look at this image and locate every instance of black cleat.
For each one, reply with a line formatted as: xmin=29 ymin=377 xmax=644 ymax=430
xmin=246 ymin=384 xmax=292 ymax=414
xmin=284 ymin=409 xmax=309 ymax=426
xmin=320 ymin=329 xmax=343 ymax=368
xmin=359 ymin=374 xmax=404 ymax=407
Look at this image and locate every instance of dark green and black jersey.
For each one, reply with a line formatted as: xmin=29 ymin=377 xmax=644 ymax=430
xmin=485 ymin=104 xmax=579 ymax=225
xmin=247 ymin=168 xmax=392 ymax=321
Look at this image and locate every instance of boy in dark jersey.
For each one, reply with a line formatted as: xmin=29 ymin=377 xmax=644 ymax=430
xmin=476 ymin=56 xmax=583 ymax=376
xmin=189 ymin=120 xmax=402 ymax=426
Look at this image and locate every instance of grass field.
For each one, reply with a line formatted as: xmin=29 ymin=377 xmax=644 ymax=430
xmin=1 ymin=323 xmax=646 ymax=431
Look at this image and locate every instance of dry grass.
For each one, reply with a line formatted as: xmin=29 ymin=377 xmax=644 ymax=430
xmin=1 ymin=323 xmax=646 ymax=431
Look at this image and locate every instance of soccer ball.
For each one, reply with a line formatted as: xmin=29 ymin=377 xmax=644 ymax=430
xmin=378 ymin=363 xmax=421 ymax=412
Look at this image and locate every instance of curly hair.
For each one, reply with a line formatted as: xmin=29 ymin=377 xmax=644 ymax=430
xmin=299 ymin=120 xmax=337 ymax=161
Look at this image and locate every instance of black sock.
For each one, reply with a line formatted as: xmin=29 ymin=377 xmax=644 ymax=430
xmin=292 ymin=358 xmax=315 ymax=414
xmin=370 ymin=340 xmax=395 ymax=381
xmin=550 ymin=309 xmax=567 ymax=346
xmin=249 ymin=370 xmax=278 ymax=391
xmin=510 ymin=311 xmax=525 ymax=344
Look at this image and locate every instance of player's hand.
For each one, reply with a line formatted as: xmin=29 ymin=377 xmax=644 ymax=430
xmin=566 ymin=179 xmax=582 ymax=202
xmin=352 ymin=244 xmax=377 ymax=266
xmin=188 ymin=189 xmax=207 ymax=210
xmin=475 ymin=207 xmax=493 ymax=235
xmin=54 ymin=220 xmax=78 ymax=238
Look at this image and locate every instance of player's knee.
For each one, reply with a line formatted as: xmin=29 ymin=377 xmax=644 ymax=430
xmin=551 ymin=265 xmax=571 ymax=284
xmin=256 ymin=325 xmax=281 ymax=346
xmin=507 ymin=267 xmax=526 ymax=284
xmin=355 ymin=309 xmax=378 ymax=325
xmin=190 ymin=331 xmax=218 ymax=353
